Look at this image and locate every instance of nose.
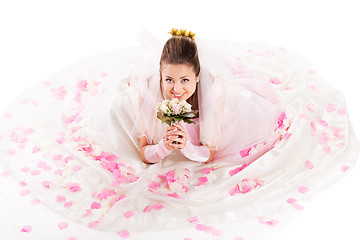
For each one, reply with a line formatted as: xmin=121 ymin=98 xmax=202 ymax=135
xmin=173 ymin=82 xmax=182 ymax=93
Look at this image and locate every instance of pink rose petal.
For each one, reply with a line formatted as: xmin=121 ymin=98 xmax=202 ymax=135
xmin=57 ymin=195 xmax=66 ymax=202
xmin=212 ymin=230 xmax=223 ymax=236
xmin=6 ymin=148 xmax=16 ymax=156
xmin=341 ymin=166 xmax=349 ymax=172
xmin=305 ymin=160 xmax=314 ymax=169
xmin=118 ymin=229 xmax=130 ymax=239
xmin=56 ymin=136 xmax=65 ymax=144
xmin=88 ymin=221 xmax=99 ymax=228
xmin=58 ymin=222 xmax=69 ymax=230
xmin=31 ymin=199 xmax=41 ymax=205
xmin=240 ymin=147 xmax=252 ymax=158
xmin=41 ymin=180 xmax=51 ymax=188
xmin=64 ymin=201 xmax=73 ymax=208
xmin=269 ymin=78 xmax=282 ymax=84
xmin=1 ymin=171 xmax=11 ymax=178
xmin=326 ymin=103 xmax=337 ymax=112
xmin=4 ymin=112 xmax=13 ymax=118
xmin=65 ymin=182 xmax=81 ymax=192
xmin=20 ymin=189 xmax=30 ymax=197
xmin=294 ymin=204 xmax=304 ymax=210
xmin=195 ymin=177 xmax=208 ymax=186
xmin=20 ymin=225 xmax=32 ymax=232
xmin=287 ymin=198 xmax=297 ymax=205
xmin=31 ymin=170 xmax=41 ymax=176
xmin=124 ymin=211 xmax=134 ymax=219
xmin=201 ymin=167 xmax=212 ymax=174
xmin=188 ymin=216 xmax=199 ymax=223
xmin=21 ymin=167 xmax=31 ymax=173
xmin=20 ymin=181 xmax=27 ymax=187
xmin=322 ymin=145 xmax=331 ymax=153
xmin=298 ymin=185 xmax=309 ymax=194
xmin=337 ymin=108 xmax=347 ymax=115
xmin=90 ymin=201 xmax=101 ymax=209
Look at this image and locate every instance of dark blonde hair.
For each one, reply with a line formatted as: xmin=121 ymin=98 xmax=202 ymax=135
xmin=159 ymin=36 xmax=200 ymax=112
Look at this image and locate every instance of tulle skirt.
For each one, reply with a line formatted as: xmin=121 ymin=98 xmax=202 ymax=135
xmin=0 ymin=39 xmax=359 ymax=239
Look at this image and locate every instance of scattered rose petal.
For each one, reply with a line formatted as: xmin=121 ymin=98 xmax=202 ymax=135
xmin=56 ymin=137 xmax=65 ymax=144
xmin=6 ymin=148 xmax=16 ymax=156
xmin=73 ymin=166 xmax=82 ymax=172
xmin=294 ymin=204 xmax=304 ymax=210
xmin=337 ymin=108 xmax=347 ymax=115
xmin=4 ymin=112 xmax=13 ymax=118
xmin=326 ymin=103 xmax=337 ymax=112
xmin=19 ymin=181 xmax=27 ymax=187
xmin=31 ymin=170 xmax=41 ymax=176
xmin=90 ymin=201 xmax=101 ymax=209
xmin=57 ymin=196 xmax=66 ymax=202
xmin=269 ymin=78 xmax=282 ymax=84
xmin=322 ymin=145 xmax=331 ymax=153
xmin=65 ymin=182 xmax=81 ymax=192
xmin=307 ymin=103 xmax=316 ymax=111
xmin=58 ymin=222 xmax=69 ymax=230
xmin=318 ymin=119 xmax=328 ymax=128
xmin=259 ymin=217 xmax=279 ymax=226
xmin=167 ymin=192 xmax=181 ymax=199
xmin=118 ymin=229 xmax=130 ymax=239
xmin=298 ymin=185 xmax=309 ymax=194
xmin=67 ymin=237 xmax=77 ymax=240
xmin=195 ymin=177 xmax=208 ymax=187
xmin=341 ymin=166 xmax=349 ymax=172
xmin=201 ymin=167 xmax=212 ymax=174
xmin=21 ymin=167 xmax=31 ymax=173
xmin=196 ymin=224 xmax=206 ymax=231
xmin=124 ymin=211 xmax=134 ymax=219
xmin=88 ymin=221 xmax=99 ymax=228
xmin=287 ymin=198 xmax=297 ymax=205
xmin=31 ymin=199 xmax=41 ymax=205
xmin=188 ymin=216 xmax=199 ymax=223
xmin=212 ymin=230 xmax=223 ymax=236
xmin=20 ymin=225 xmax=32 ymax=232
xmin=319 ymin=136 xmax=329 ymax=145
xmin=20 ymin=189 xmax=30 ymax=197
xmin=305 ymin=161 xmax=314 ymax=169
xmin=283 ymin=132 xmax=292 ymax=140
xmin=240 ymin=147 xmax=252 ymax=158
xmin=1 ymin=171 xmax=11 ymax=178
xmin=64 ymin=201 xmax=73 ymax=208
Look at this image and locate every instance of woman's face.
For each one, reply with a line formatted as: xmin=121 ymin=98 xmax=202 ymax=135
xmin=161 ymin=63 xmax=199 ymax=101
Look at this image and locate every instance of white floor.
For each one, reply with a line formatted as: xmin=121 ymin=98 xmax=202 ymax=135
xmin=1 ymin=1 xmax=359 ymax=239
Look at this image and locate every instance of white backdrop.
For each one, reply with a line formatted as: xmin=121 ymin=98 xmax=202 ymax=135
xmin=0 ymin=1 xmax=359 ymax=239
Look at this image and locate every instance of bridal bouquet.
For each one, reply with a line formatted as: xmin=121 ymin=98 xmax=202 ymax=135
xmin=156 ymin=99 xmax=198 ymax=126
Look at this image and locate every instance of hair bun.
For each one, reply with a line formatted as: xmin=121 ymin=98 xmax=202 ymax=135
xmin=168 ymin=28 xmax=195 ymax=41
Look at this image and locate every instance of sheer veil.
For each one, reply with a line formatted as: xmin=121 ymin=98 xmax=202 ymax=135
xmin=131 ymin=28 xmax=282 ymax=151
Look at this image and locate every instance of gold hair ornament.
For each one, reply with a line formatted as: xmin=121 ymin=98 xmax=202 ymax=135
xmin=168 ymin=28 xmax=195 ymax=41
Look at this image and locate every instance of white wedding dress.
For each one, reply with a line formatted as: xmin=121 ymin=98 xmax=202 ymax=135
xmin=0 ymin=30 xmax=359 ymax=239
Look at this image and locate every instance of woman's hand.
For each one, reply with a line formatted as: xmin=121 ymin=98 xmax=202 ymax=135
xmin=163 ymin=123 xmax=189 ymax=150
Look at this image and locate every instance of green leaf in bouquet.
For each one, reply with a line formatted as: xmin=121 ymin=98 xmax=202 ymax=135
xmin=183 ymin=118 xmax=196 ymax=124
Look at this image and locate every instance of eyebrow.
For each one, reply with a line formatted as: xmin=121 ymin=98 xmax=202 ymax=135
xmin=165 ymin=75 xmax=189 ymax=78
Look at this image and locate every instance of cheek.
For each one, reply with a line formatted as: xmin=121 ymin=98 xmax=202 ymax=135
xmin=163 ymin=83 xmax=172 ymax=97
xmin=188 ymin=82 xmax=197 ymax=94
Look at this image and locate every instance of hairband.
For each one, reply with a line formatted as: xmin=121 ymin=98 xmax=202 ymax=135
xmin=168 ymin=28 xmax=195 ymax=40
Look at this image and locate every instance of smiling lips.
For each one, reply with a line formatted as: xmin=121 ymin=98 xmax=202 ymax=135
xmin=172 ymin=92 xmax=185 ymax=99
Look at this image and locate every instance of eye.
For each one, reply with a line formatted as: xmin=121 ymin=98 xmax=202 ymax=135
xmin=182 ymin=78 xmax=189 ymax=83
xmin=165 ymin=78 xmax=173 ymax=83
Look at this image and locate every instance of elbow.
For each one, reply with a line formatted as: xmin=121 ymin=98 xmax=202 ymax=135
xmin=205 ymin=149 xmax=216 ymax=163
